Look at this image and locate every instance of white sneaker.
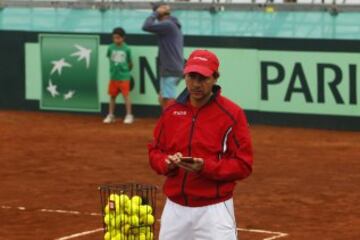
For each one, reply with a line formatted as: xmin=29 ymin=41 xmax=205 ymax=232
xmin=123 ymin=114 xmax=134 ymax=124
xmin=103 ymin=114 xmax=115 ymax=124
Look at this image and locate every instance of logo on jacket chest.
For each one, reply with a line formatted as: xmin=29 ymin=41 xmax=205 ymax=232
xmin=172 ymin=110 xmax=188 ymax=116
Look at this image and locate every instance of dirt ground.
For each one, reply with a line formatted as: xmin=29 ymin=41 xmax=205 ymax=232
xmin=0 ymin=111 xmax=359 ymax=240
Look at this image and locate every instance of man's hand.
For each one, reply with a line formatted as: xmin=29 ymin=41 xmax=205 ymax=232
xmin=177 ymin=158 xmax=204 ymax=173
xmin=166 ymin=154 xmax=204 ymax=173
xmin=165 ymin=152 xmax=182 ymax=171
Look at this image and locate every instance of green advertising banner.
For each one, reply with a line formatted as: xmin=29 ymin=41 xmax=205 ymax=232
xmin=40 ymin=34 xmax=99 ymax=112
xmin=258 ymin=51 xmax=360 ymax=116
xmin=27 ymin=40 xmax=360 ymax=116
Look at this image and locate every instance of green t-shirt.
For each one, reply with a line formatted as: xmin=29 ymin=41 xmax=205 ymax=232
xmin=107 ymin=43 xmax=132 ymax=81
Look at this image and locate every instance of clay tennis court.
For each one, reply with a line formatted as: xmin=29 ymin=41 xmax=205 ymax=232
xmin=0 ymin=111 xmax=359 ymax=240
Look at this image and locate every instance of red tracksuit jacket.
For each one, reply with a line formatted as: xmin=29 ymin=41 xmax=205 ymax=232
xmin=148 ymin=85 xmax=253 ymax=207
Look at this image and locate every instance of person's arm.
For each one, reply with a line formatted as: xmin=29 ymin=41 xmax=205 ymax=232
xmin=200 ymin=109 xmax=253 ymax=181
xmin=106 ymin=46 xmax=111 ymax=59
xmin=127 ymin=48 xmax=133 ymax=70
xmin=142 ymin=12 xmax=173 ymax=34
xmin=148 ymin=115 xmax=178 ymax=176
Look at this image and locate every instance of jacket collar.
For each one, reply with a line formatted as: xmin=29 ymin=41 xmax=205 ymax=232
xmin=176 ymin=85 xmax=221 ymax=105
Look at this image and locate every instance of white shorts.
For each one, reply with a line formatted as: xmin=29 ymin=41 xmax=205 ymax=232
xmin=159 ymin=198 xmax=238 ymax=240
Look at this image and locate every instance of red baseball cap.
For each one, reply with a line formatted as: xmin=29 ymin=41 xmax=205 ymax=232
xmin=184 ymin=49 xmax=219 ymax=77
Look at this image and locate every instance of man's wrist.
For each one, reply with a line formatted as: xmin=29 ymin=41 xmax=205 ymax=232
xmin=164 ymin=156 xmax=176 ymax=171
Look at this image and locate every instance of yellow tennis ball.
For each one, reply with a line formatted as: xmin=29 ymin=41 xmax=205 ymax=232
xmin=104 ymin=204 xmax=111 ymax=214
xmin=131 ymin=227 xmax=140 ymax=235
xmin=127 ymin=235 xmax=136 ymax=240
xmin=139 ymin=205 xmax=152 ymax=216
xmin=139 ymin=233 xmax=146 ymax=240
xmin=110 ymin=229 xmax=120 ymax=237
xmin=106 ymin=230 xmax=119 ymax=239
xmin=124 ymin=206 xmax=129 ymax=214
xmin=113 ymin=232 xmax=126 ymax=240
xmin=113 ymin=194 xmax=129 ymax=213
xmin=124 ymin=201 xmax=132 ymax=214
xmin=128 ymin=203 xmax=140 ymax=215
xmin=141 ymin=214 xmax=154 ymax=225
xmin=130 ymin=215 xmax=140 ymax=226
xmin=104 ymin=213 xmax=115 ymax=226
xmin=139 ymin=206 xmax=146 ymax=216
xmin=120 ymin=224 xmax=131 ymax=234
xmin=139 ymin=226 xmax=151 ymax=234
xmin=109 ymin=194 xmax=120 ymax=202
xmin=131 ymin=195 xmax=142 ymax=205
xmin=115 ymin=207 xmax=124 ymax=214
xmin=104 ymin=231 xmax=110 ymax=240
xmin=108 ymin=194 xmax=121 ymax=213
xmin=116 ymin=213 xmax=129 ymax=226
xmin=119 ymin=194 xmax=130 ymax=206
xmin=145 ymin=232 xmax=154 ymax=240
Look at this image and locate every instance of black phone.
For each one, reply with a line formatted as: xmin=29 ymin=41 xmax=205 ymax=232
xmin=180 ymin=157 xmax=194 ymax=163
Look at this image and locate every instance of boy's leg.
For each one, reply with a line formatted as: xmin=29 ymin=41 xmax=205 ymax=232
xmin=120 ymin=80 xmax=133 ymax=124
xmin=104 ymin=81 xmax=119 ymax=123
xmin=123 ymin=95 xmax=132 ymax=116
xmin=109 ymin=96 xmax=116 ymax=115
xmin=103 ymin=96 xmax=117 ymax=123
xmin=108 ymin=80 xmax=120 ymax=116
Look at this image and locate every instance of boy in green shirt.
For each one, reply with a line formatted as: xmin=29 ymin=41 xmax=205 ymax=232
xmin=103 ymin=27 xmax=134 ymax=124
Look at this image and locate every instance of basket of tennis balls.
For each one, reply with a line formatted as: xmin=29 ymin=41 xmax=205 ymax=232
xmin=99 ymin=183 xmax=158 ymax=240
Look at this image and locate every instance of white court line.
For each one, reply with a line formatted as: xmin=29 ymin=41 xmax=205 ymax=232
xmin=40 ymin=209 xmax=81 ymax=215
xmin=237 ymin=227 xmax=289 ymax=240
xmin=1 ymin=205 xmax=101 ymax=216
xmin=55 ymin=227 xmax=288 ymax=240
xmin=54 ymin=228 xmax=103 ymax=240
xmin=1 ymin=205 xmax=27 ymax=211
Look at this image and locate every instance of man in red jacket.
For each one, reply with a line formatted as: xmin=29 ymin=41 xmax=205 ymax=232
xmin=148 ymin=49 xmax=253 ymax=240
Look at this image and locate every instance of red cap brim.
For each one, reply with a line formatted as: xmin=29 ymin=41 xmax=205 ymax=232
xmin=184 ymin=65 xmax=213 ymax=77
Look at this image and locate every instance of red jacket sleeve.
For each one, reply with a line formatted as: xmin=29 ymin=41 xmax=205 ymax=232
xmin=200 ymin=109 xmax=253 ymax=181
xmin=148 ymin=116 xmax=170 ymax=175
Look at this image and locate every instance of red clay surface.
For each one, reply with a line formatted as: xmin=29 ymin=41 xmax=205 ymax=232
xmin=0 ymin=111 xmax=359 ymax=240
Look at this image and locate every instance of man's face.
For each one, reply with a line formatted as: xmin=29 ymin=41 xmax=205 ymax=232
xmin=112 ymin=34 xmax=124 ymax=45
xmin=185 ymin=72 xmax=217 ymax=101
xmin=156 ymin=5 xmax=170 ymax=20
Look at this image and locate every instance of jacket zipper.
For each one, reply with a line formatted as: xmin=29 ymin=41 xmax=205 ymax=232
xmin=181 ymin=113 xmax=197 ymax=206
xmin=180 ymin=95 xmax=215 ymax=206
